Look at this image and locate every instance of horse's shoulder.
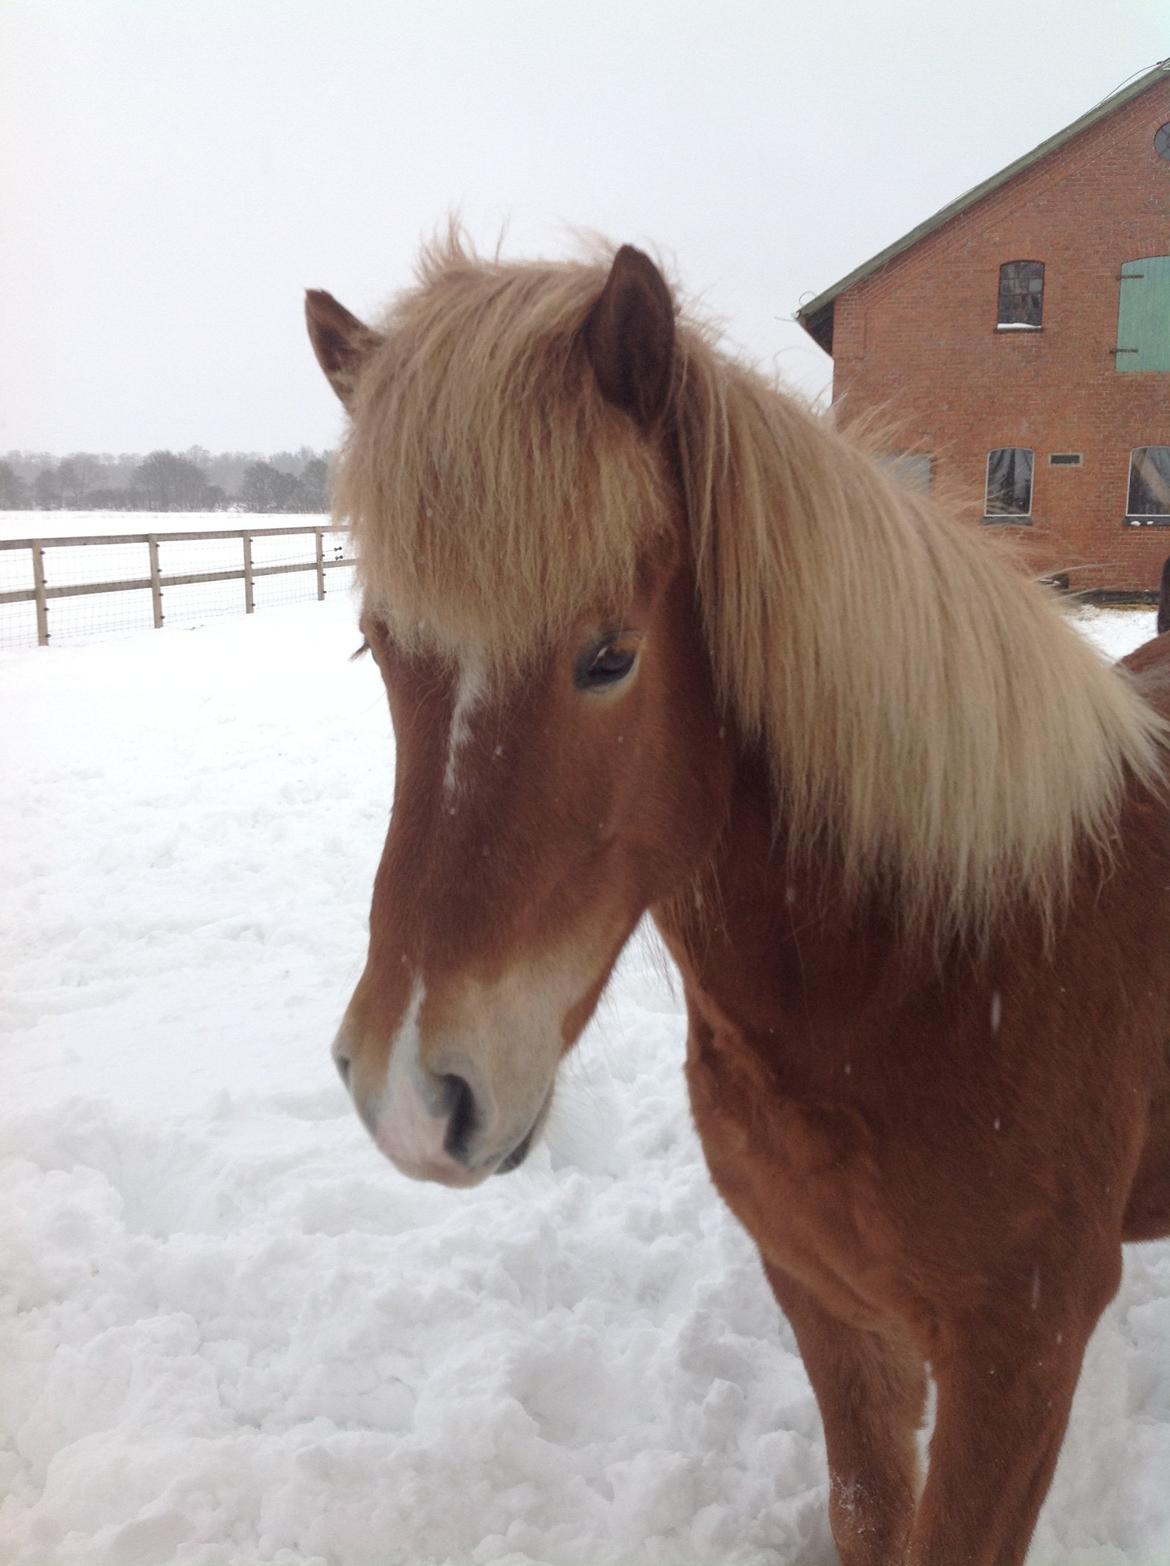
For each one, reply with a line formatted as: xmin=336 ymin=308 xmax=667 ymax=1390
xmin=1123 ymin=631 xmax=1170 ymax=717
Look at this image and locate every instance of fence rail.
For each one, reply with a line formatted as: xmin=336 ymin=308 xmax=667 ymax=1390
xmin=0 ymin=524 xmax=354 ymax=647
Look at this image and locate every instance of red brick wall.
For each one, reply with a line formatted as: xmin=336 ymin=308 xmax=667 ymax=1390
xmin=831 ymin=78 xmax=1170 ymax=593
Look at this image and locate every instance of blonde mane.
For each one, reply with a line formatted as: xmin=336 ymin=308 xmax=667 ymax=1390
xmin=335 ymin=234 xmax=1166 ymax=943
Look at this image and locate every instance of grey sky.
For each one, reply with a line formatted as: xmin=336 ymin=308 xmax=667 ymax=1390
xmin=1 ymin=1 xmax=1165 ymax=455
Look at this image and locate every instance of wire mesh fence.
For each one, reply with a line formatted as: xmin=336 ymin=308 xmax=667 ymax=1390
xmin=0 ymin=517 xmax=356 ymax=650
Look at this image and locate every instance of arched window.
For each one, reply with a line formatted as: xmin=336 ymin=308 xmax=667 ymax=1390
xmin=1127 ymin=448 xmax=1170 ymax=519
xmin=997 ymin=262 xmax=1044 ymax=329
xmin=985 ymin=448 xmax=1034 ymax=520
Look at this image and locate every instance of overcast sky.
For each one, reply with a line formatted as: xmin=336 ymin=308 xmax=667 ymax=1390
xmin=1 ymin=1 xmax=1165 ymax=456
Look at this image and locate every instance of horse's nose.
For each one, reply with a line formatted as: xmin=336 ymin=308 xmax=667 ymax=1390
xmin=356 ymin=1039 xmax=492 ymax=1186
xmin=439 ymin=1070 xmax=479 ymax=1164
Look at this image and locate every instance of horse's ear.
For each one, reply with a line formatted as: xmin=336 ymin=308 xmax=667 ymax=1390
xmin=584 ymin=246 xmax=675 ymax=431
xmin=305 ymin=289 xmax=382 ymax=409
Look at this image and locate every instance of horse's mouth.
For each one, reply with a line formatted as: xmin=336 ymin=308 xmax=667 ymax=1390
xmin=495 ymin=1127 xmax=535 ymax=1173
xmin=493 ymin=1086 xmax=554 ymax=1175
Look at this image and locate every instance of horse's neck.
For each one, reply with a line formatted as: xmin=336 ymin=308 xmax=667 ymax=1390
xmin=654 ymin=746 xmax=905 ymax=1054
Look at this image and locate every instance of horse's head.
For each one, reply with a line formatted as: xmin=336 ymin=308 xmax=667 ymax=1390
xmin=307 ymin=246 xmax=731 ymax=1185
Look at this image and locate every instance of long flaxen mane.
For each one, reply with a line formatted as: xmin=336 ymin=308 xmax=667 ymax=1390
xmin=335 ymin=233 xmax=1167 ymax=945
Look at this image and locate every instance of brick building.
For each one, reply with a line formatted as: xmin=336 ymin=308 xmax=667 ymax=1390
xmin=796 ymin=62 xmax=1170 ymax=595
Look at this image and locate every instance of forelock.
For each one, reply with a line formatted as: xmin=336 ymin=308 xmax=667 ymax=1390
xmin=332 ymin=239 xmax=672 ymax=669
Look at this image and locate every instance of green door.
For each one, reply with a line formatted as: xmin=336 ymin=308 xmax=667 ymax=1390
xmin=1116 ymin=256 xmax=1170 ymax=372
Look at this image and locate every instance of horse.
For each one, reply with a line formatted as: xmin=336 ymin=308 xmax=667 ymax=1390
xmin=305 ymin=235 xmax=1170 ymax=1565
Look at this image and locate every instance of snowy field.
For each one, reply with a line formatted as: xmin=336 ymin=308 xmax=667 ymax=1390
xmin=1 ymin=599 xmax=1168 ymax=1566
xmin=0 ymin=510 xmax=334 ymax=543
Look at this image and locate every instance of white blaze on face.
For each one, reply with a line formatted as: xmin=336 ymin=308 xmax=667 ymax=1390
xmin=368 ymin=924 xmax=628 ymax=1186
xmin=374 ymin=976 xmax=457 ymax=1178
xmin=443 ymin=647 xmax=487 ymax=797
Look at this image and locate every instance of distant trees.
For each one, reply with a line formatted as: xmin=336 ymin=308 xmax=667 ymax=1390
xmin=0 ymin=461 xmax=30 ymax=508
xmin=239 ymin=457 xmax=329 ymax=513
xmin=0 ymin=447 xmax=333 ymax=513
xmin=33 ymin=467 xmax=63 ymax=509
xmin=130 ymin=451 xmax=225 ymax=512
xmin=240 ymin=461 xmax=298 ymax=513
xmin=58 ymin=454 xmax=103 ymax=506
xmin=80 ymin=487 xmax=141 ymax=511
xmin=299 ymin=457 xmax=329 ymax=511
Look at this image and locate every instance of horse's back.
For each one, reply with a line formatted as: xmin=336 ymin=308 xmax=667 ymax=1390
xmin=1124 ymin=629 xmax=1170 ymax=721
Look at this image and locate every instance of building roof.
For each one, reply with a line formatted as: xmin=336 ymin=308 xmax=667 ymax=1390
xmin=795 ymin=60 xmax=1170 ymax=355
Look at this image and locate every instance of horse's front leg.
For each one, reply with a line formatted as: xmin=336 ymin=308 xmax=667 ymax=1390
xmin=910 ymin=1252 xmax=1120 ymax=1566
xmin=764 ymin=1263 xmax=925 ymax=1566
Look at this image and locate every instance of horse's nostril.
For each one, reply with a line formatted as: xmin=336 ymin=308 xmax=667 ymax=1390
xmin=335 ymin=1052 xmax=351 ymax=1088
xmin=441 ymin=1073 xmax=478 ymax=1164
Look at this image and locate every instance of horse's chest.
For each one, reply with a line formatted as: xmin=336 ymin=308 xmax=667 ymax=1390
xmin=684 ymin=1018 xmax=903 ymax=1328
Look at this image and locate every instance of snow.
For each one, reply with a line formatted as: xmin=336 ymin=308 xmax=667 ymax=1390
xmin=2 ymin=599 xmax=1168 ymax=1565
xmin=1072 ymin=601 xmax=1159 ymax=662
xmin=0 ymin=509 xmax=330 ymax=543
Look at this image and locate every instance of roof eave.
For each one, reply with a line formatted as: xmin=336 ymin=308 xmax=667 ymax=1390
xmin=794 ymin=60 xmax=1170 ymax=350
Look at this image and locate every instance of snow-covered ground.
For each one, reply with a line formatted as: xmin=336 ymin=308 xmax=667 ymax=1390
xmin=1 ymin=599 xmax=1168 ymax=1566
xmin=0 ymin=510 xmax=332 ymax=543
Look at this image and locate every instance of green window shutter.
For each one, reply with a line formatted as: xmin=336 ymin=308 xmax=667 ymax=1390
xmin=1116 ymin=256 xmax=1170 ymax=372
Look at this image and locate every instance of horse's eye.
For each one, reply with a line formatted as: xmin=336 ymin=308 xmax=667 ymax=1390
xmin=575 ymin=638 xmax=638 ymax=691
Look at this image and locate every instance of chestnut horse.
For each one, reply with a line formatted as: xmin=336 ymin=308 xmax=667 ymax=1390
xmin=306 ymin=237 xmax=1170 ymax=1565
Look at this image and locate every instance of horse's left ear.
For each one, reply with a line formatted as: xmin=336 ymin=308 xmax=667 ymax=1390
xmin=584 ymin=246 xmax=675 ymax=431
xmin=305 ymin=289 xmax=382 ymax=410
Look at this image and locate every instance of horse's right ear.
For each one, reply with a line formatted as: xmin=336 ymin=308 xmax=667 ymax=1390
xmin=584 ymin=246 xmax=675 ymax=431
xmin=304 ymin=290 xmax=382 ymax=410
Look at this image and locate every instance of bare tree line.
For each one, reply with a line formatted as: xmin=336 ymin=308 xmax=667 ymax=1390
xmin=0 ymin=446 xmax=333 ymax=513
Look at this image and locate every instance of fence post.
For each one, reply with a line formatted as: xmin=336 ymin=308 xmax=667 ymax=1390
xmin=315 ymin=529 xmax=326 ymax=600
xmin=31 ymin=542 xmax=49 ymax=646
xmin=147 ymin=535 xmax=163 ymax=628
xmin=243 ymin=532 xmax=254 ymax=614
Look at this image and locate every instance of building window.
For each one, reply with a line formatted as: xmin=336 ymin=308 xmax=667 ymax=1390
xmin=884 ymin=453 xmax=933 ymax=491
xmin=997 ymin=261 xmax=1044 ymax=328
xmin=985 ymin=448 xmax=1034 ymax=519
xmin=1116 ymin=257 xmax=1170 ymax=372
xmin=1127 ymin=447 xmax=1170 ymax=519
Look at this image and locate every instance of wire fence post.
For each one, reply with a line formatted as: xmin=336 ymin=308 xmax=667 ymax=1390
xmin=147 ymin=536 xmax=163 ymax=628
xmin=242 ymin=532 xmax=254 ymax=614
xmin=315 ymin=528 xmax=326 ymax=600
xmin=31 ymin=542 xmax=49 ymax=646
